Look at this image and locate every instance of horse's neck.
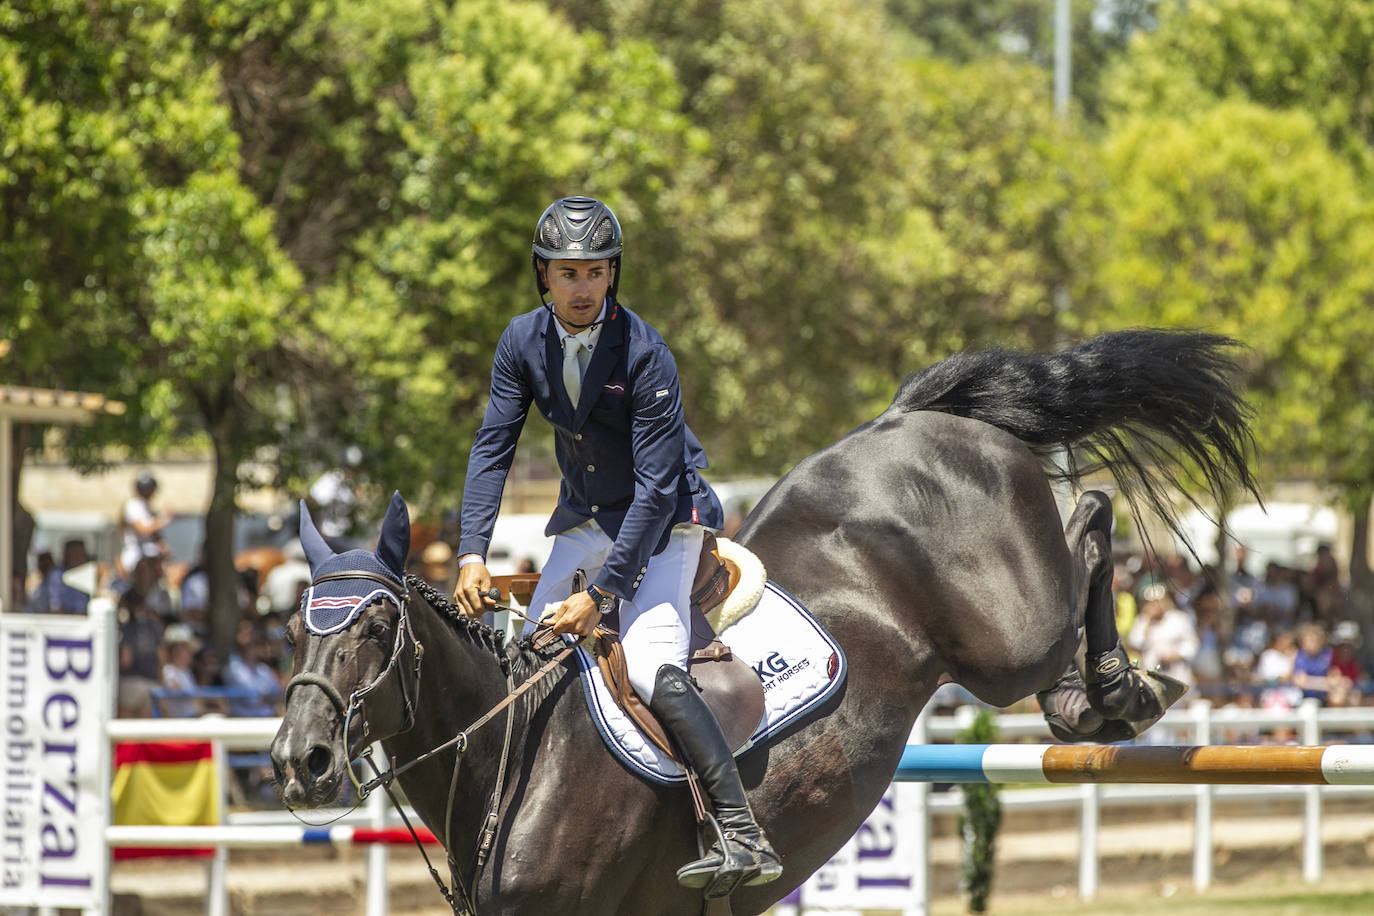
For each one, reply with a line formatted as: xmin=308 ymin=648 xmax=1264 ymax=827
xmin=384 ymin=603 xmax=516 ymax=856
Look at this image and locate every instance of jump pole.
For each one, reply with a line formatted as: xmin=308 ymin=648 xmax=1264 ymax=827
xmin=896 ymin=744 xmax=1374 ymax=785
xmin=104 ymin=825 xmax=440 ymax=848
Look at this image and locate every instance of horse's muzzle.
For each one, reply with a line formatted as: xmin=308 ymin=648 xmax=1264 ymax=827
xmin=270 ymin=725 xmax=345 ymax=808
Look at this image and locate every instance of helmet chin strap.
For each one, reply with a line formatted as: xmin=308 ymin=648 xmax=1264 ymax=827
xmin=543 ymin=297 xmax=611 ymax=332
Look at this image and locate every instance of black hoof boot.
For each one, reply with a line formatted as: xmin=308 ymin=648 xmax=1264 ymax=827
xmin=1084 ymin=642 xmax=1188 ymax=737
xmin=649 ymin=665 xmax=783 ymax=899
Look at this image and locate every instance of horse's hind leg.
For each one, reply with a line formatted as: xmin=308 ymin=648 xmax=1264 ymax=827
xmin=1037 ymin=491 xmax=1187 ymax=742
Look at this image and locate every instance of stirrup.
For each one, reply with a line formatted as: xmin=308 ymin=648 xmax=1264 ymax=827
xmin=677 ymin=811 xmax=782 ymax=899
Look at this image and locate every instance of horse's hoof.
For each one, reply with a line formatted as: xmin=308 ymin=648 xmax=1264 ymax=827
xmin=1086 ymin=645 xmax=1188 ymax=718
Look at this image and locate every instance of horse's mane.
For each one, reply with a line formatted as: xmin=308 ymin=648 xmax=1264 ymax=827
xmin=406 ymin=575 xmax=561 ymax=676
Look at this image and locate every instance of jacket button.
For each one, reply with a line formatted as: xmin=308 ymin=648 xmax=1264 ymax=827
xmin=574 ymin=433 xmax=583 ymax=441
xmin=586 ymin=464 xmax=595 ymax=472
xmin=591 ymin=505 xmax=600 ymax=512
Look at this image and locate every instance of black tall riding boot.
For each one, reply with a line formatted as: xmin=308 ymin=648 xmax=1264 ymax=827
xmin=648 ymin=664 xmax=783 ymax=899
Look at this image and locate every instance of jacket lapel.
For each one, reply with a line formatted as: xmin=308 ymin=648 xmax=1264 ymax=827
xmin=544 ymin=313 xmax=576 ymax=423
xmin=573 ymin=301 xmax=626 ymax=431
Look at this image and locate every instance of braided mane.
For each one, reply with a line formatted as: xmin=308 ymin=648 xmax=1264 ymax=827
xmin=406 ymin=575 xmax=562 ymax=676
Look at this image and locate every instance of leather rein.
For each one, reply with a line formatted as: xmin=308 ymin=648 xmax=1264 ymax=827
xmin=284 ymin=571 xmax=588 ymax=916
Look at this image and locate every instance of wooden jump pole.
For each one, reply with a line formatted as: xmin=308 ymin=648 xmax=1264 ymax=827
xmin=895 ymin=744 xmax=1374 ymax=785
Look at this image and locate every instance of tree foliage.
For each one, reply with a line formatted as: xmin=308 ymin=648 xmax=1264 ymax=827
xmin=10 ymin=0 xmax=1374 ymax=644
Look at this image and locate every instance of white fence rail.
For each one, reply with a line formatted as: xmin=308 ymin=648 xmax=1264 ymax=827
xmin=888 ymin=697 xmax=1374 ymax=915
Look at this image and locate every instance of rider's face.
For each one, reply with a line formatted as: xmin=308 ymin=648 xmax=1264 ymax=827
xmin=542 ymin=259 xmax=613 ymax=333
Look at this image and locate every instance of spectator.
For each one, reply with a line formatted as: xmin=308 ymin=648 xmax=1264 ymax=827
xmin=1254 ymin=562 xmax=1300 ymax=632
xmin=1230 ymin=544 xmax=1260 ymax=600
xmin=419 ymin=540 xmax=455 ymax=593
xmin=1301 ymin=544 xmax=1345 ymax=625
xmin=160 ymin=624 xmax=202 ymax=717
xmin=123 ymin=554 xmax=175 ymax=623
xmin=23 ymin=549 xmax=57 ymax=612
xmin=1191 ymin=588 xmax=1225 ymax=687
xmin=1255 ymin=629 xmax=1302 ymax=726
xmin=1127 ymin=582 xmax=1199 ymax=687
xmin=223 ymin=622 xmax=283 ymax=717
xmin=1256 ymin=629 xmax=1298 ymax=684
xmin=51 ymin=539 xmax=92 ymax=614
xmin=1327 ymin=621 xmax=1365 ymax=707
xmin=1160 ymin=554 xmax=1198 ymax=612
xmin=190 ymin=646 xmax=229 ymax=715
xmin=261 ymin=539 xmax=311 ymax=614
xmin=178 ymin=559 xmax=209 ymax=634
xmin=119 ymin=471 xmax=172 ymax=581
xmin=118 ymin=576 xmax=166 ymax=717
xmin=1291 ymin=622 xmax=1333 ymax=702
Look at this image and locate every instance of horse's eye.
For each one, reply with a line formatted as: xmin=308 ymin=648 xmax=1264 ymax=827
xmin=365 ymin=619 xmax=390 ymax=642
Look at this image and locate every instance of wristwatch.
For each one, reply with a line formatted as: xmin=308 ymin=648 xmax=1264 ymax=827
xmin=585 ymin=584 xmax=618 ymax=616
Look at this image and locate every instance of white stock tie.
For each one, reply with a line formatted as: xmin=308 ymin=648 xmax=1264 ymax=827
xmin=563 ymin=336 xmax=588 ymax=405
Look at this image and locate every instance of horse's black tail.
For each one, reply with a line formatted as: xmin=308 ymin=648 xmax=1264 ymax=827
xmin=891 ymin=328 xmax=1260 ymax=546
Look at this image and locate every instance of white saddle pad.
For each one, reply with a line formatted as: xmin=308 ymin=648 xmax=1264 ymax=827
xmin=577 ymin=582 xmax=847 ymax=785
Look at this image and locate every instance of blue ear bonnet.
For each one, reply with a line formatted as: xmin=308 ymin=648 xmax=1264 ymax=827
xmin=299 ymin=490 xmax=410 ymax=636
xmin=302 ymin=551 xmax=404 ymax=636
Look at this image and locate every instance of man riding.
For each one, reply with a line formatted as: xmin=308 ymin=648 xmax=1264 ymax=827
xmin=453 ymin=196 xmax=782 ymax=899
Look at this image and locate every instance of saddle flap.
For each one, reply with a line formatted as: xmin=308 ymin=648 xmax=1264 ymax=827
xmin=595 ymin=634 xmax=765 ymax=761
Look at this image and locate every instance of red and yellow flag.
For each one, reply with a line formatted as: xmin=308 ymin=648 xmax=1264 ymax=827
xmin=111 ymin=741 xmax=219 ymax=859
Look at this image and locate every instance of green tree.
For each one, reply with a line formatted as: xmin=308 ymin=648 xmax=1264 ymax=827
xmin=1100 ymin=1 xmax=1374 ymax=622
xmin=3 ymin=0 xmax=699 ymax=650
xmin=1081 ymin=100 xmax=1374 ymax=624
xmin=855 ymin=56 xmax=1086 ymax=414
xmin=549 ymin=0 xmax=931 ymax=467
xmin=881 ymin=0 xmax=1161 ymax=120
xmin=1104 ymin=0 xmax=1374 ymax=179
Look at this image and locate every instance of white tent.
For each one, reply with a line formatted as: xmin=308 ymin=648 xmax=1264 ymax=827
xmin=1174 ymin=501 xmax=1340 ymax=571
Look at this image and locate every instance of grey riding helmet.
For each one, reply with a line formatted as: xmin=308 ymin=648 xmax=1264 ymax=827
xmin=530 ymin=196 xmax=623 ymax=301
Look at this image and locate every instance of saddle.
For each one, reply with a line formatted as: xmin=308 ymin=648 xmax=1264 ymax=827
xmin=488 ymin=532 xmax=766 ymax=762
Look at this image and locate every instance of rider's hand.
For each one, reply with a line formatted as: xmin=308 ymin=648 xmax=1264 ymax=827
xmin=548 ymin=590 xmax=602 ymax=639
xmin=454 ymin=559 xmax=494 ymax=618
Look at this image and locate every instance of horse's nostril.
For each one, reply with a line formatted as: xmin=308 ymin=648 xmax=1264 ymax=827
xmin=306 ymin=745 xmax=332 ymax=779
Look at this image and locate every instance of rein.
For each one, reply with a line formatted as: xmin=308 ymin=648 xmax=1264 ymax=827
xmin=287 ymin=572 xmax=596 ymax=916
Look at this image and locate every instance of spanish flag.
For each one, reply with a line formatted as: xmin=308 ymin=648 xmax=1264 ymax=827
xmin=111 ymin=742 xmax=219 ymax=859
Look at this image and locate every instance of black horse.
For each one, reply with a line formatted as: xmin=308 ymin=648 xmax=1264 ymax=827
xmin=271 ymin=329 xmax=1256 ymax=915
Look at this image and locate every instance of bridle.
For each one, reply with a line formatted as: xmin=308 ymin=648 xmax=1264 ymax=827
xmin=283 ymin=571 xmax=589 ymax=916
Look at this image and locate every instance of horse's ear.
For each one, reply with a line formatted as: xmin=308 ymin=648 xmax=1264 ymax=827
xmin=298 ymin=499 xmax=334 ymax=573
xmin=376 ymin=491 xmax=410 ymax=579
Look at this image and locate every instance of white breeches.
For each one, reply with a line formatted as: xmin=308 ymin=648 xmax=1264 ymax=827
xmin=526 ymin=520 xmax=704 ymax=704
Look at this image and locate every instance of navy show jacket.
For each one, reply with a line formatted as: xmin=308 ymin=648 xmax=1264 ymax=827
xmin=458 ymin=300 xmax=723 ymax=598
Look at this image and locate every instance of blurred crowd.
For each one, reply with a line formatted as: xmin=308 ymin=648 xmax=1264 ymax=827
xmin=21 ymin=474 xmax=1374 ymax=727
xmin=17 ymin=472 xmax=488 ymax=725
xmin=1113 ymin=543 xmax=1370 ymax=712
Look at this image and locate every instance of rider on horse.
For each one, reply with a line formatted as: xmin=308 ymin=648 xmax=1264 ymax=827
xmin=453 ymin=196 xmax=783 ymax=899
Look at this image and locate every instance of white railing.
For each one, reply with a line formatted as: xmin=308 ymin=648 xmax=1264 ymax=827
xmin=109 ymin=700 xmax=1374 ymax=916
xmin=901 ymin=698 xmax=1374 ymax=913
xmin=106 ymin=716 xmax=419 ymax=916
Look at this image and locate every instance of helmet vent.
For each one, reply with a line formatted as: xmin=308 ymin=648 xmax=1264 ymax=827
xmin=589 ymin=217 xmax=617 ymax=253
xmin=539 ymin=215 xmax=564 ymax=250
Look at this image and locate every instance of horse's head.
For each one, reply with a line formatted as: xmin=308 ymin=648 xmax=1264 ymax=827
xmin=270 ymin=490 xmax=420 ymax=808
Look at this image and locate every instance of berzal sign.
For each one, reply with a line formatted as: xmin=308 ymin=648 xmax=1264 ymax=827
xmin=1 ymin=610 xmax=111 ymax=909
xmin=801 ymin=782 xmax=924 ymax=912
